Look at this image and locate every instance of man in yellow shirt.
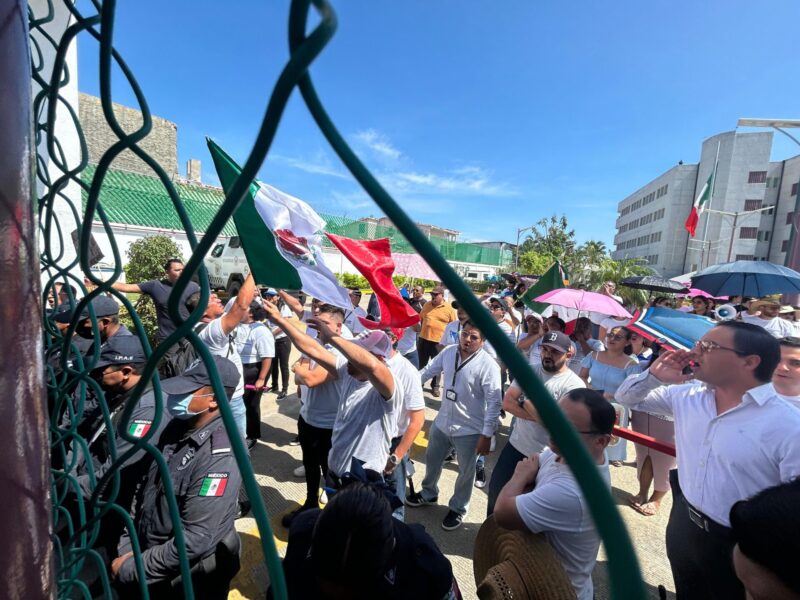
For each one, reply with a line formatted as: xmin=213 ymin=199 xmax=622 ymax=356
xmin=417 ymin=287 xmax=457 ymax=396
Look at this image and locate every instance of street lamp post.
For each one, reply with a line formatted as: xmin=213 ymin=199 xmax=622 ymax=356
xmin=703 ymin=205 xmax=776 ymax=262
xmin=514 ymin=225 xmax=535 ymax=270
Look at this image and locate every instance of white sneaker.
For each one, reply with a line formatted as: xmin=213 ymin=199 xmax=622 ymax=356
xmin=293 ymin=465 xmax=306 ymax=478
xmin=319 ymin=490 xmax=328 ymax=504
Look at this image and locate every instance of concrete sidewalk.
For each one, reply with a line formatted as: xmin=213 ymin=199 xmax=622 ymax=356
xmin=230 ymin=373 xmax=676 ymax=599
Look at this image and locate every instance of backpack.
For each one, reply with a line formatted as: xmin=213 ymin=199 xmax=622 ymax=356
xmin=165 ymin=323 xmax=208 ymax=377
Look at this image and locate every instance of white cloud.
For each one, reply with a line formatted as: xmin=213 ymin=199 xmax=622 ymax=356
xmin=353 ymin=129 xmax=402 ymax=162
xmin=329 ymin=190 xmax=374 ymax=212
xmin=271 ymin=154 xmax=349 ymax=179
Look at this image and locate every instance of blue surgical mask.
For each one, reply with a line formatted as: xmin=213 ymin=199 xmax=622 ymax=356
xmin=167 ymin=392 xmax=209 ymax=420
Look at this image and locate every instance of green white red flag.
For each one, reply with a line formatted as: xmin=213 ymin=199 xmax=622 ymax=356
xmin=685 ymin=170 xmax=714 ymax=237
xmin=207 ymin=139 xmax=351 ymax=310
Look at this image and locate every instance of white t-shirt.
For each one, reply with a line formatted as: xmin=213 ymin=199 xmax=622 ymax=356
xmin=439 ymin=320 xmax=462 ymax=347
xmin=235 ymin=322 xmax=275 ymax=364
xmin=273 ymin=304 xmax=295 ymax=340
xmin=386 ymin=351 xmax=425 ymax=437
xmin=299 ymin=345 xmax=344 ymax=430
xmin=515 ymin=448 xmax=610 ymax=600
xmin=397 ymin=326 xmax=417 ymax=355
xmin=344 ymin=305 xmax=367 ymax=336
xmin=328 ymin=356 xmax=400 ymax=476
xmin=508 ymin=365 xmax=585 ymax=456
xmin=741 ymin=313 xmax=796 ymax=338
xmin=198 ymin=318 xmax=244 ymax=398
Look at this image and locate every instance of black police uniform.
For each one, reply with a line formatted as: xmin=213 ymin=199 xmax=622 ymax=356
xmin=116 ymin=415 xmax=242 ymax=599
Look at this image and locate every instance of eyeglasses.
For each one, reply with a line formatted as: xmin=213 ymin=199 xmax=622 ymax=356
xmin=489 ymin=305 xmax=503 ymax=311
xmin=605 ymin=333 xmax=627 ymax=341
xmin=459 ymin=330 xmax=481 ymax=341
xmin=694 ymin=340 xmax=746 ymax=355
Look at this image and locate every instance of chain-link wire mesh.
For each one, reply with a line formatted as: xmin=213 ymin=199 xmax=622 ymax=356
xmin=31 ymin=0 xmax=645 ymax=598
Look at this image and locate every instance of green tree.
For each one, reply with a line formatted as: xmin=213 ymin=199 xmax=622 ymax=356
xmin=569 ymin=240 xmax=610 ymax=285
xmin=587 ymin=257 xmax=654 ymax=308
xmin=518 ymin=250 xmax=555 ymax=275
xmin=520 ymin=214 xmax=576 ymax=260
xmin=121 ymin=235 xmax=185 ymax=344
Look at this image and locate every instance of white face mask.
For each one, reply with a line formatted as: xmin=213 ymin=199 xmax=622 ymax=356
xmin=167 ymin=392 xmax=210 ymax=420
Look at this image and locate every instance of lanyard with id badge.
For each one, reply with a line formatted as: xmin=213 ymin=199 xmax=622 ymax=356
xmin=445 ymin=348 xmax=481 ymax=402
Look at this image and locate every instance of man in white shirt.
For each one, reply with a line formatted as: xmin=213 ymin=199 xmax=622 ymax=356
xmin=263 ymin=301 xmax=400 ymax=485
xmin=494 ymin=388 xmax=614 ymax=600
xmin=771 ymin=336 xmax=800 ymax=409
xmin=487 ymin=331 xmax=585 ymax=515
xmin=343 ymin=288 xmax=367 ymax=336
xmin=615 ymin=321 xmax=800 ymax=599
xmin=383 ymin=328 xmax=426 ymax=521
xmin=741 ymin=295 xmax=796 ymax=338
xmin=405 ymin=320 xmax=502 ymax=531
xmin=235 ymin=302 xmax=275 ymax=446
xmin=437 ymin=301 xmax=468 ymax=351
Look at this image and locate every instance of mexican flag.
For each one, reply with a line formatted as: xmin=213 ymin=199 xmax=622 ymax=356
xmin=207 ymin=139 xmax=351 ymax=310
xmin=684 ymin=170 xmax=714 ymax=237
xmin=199 ymin=474 xmax=228 ymax=497
xmin=519 ymin=262 xmax=566 ymax=313
xmin=127 ymin=421 xmax=151 ymax=438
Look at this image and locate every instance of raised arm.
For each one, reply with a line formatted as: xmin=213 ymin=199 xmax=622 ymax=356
xmin=220 ymin=273 xmax=255 ymax=335
xmin=614 ymin=351 xmax=691 ymax=416
xmin=262 ymin=302 xmax=338 ymax=373
xmin=278 ymin=290 xmax=305 ymax=319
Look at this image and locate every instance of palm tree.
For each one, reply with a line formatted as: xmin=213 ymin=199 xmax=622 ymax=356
xmin=587 ymin=257 xmax=654 ymax=308
xmin=567 ymin=240 xmax=609 ymax=287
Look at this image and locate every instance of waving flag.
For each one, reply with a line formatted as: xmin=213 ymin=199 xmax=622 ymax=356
xmin=685 ymin=170 xmax=714 ymax=237
xmin=207 ymin=139 xmax=351 ymax=309
xmin=326 ymin=234 xmax=420 ymax=330
xmin=519 ymin=262 xmax=566 ymax=313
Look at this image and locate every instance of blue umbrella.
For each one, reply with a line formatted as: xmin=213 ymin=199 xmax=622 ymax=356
xmin=691 ymin=261 xmax=800 ymax=297
xmin=626 ymin=307 xmax=715 ymax=352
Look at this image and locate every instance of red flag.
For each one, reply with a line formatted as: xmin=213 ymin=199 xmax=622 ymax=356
xmin=325 ymin=234 xmax=420 ymax=330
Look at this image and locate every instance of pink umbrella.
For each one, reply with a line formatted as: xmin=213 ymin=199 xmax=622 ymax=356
xmin=677 ymin=288 xmax=728 ymax=300
xmin=391 ymin=253 xmax=440 ymax=281
xmin=534 ymin=288 xmax=632 ymax=319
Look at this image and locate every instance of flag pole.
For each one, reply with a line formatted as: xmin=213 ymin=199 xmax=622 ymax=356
xmin=699 ymin=141 xmax=721 ymax=268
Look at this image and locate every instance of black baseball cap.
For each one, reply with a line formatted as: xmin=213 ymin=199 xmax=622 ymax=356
xmin=94 ymin=335 xmax=147 ymax=369
xmin=79 ymin=296 xmax=120 ymax=319
xmin=540 ymin=331 xmax=572 ymax=354
xmin=51 ymin=303 xmax=76 ymax=324
xmin=161 ymin=355 xmax=240 ymax=395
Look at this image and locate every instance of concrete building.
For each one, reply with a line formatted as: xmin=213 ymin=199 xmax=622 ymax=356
xmin=359 ymin=215 xmax=459 ymax=242
xmin=612 ymin=130 xmax=800 ymax=278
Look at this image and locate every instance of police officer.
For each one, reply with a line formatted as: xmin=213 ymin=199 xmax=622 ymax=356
xmin=111 ymin=356 xmax=243 ymax=599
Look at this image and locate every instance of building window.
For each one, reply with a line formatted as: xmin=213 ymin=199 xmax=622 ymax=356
xmin=782 ymin=240 xmax=790 ymax=252
xmin=744 ymin=199 xmax=763 ymax=211
xmin=748 ymin=171 xmax=767 ymax=184
xmin=739 ymin=227 xmax=758 ymax=239
xmin=735 ymin=254 xmax=754 ymax=261
xmin=792 ymin=183 xmax=798 ymax=196
xmin=787 ymin=212 xmax=795 ymax=225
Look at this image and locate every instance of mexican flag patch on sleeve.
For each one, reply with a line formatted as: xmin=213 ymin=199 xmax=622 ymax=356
xmin=127 ymin=420 xmax=152 ymax=438
xmin=199 ymin=473 xmax=229 ymax=497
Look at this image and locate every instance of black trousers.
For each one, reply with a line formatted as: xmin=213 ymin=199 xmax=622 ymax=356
xmin=298 ymin=415 xmax=333 ymax=506
xmin=269 ymin=337 xmax=291 ymax=392
xmin=666 ymin=470 xmax=744 ymax=600
xmin=242 ymin=362 xmax=264 ymax=440
xmin=417 ymin=338 xmax=441 ymax=390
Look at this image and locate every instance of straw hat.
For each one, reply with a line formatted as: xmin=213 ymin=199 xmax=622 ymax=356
xmin=749 ymin=294 xmax=783 ymax=313
xmin=473 ymin=516 xmax=576 ymax=599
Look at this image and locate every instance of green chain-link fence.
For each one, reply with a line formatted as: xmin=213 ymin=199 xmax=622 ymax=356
xmin=30 ymin=0 xmax=645 ymax=598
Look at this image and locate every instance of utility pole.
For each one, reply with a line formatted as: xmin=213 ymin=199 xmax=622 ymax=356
xmin=514 ymin=225 xmax=534 ymax=270
xmin=703 ymin=205 xmax=775 ymax=263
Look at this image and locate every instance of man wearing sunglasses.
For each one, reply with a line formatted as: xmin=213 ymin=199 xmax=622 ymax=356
xmin=616 ymin=321 xmax=800 ymax=600
xmin=406 ymin=320 xmax=501 ymax=531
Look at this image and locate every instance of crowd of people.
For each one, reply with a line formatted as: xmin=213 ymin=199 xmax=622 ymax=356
xmin=46 ymin=263 xmax=800 ymax=599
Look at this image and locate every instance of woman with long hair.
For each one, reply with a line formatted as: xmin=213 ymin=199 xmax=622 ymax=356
xmin=689 ymin=296 xmax=712 ymax=317
xmin=579 ymin=326 xmax=641 ymax=466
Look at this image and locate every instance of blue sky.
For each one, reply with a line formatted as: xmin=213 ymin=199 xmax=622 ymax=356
xmin=77 ymin=0 xmax=800 ymax=246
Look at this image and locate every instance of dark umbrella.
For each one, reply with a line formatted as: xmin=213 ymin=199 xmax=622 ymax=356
xmin=620 ymin=276 xmax=689 ymax=294
xmin=691 ymin=261 xmax=800 ymax=297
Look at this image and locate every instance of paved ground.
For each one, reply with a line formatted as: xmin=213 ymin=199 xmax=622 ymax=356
xmin=229 ymin=350 xmax=676 ymax=600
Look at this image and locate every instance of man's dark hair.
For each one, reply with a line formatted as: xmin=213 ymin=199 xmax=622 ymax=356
xmin=716 ymin=321 xmax=780 ymax=382
xmin=730 ymin=477 xmax=800 ymax=594
xmin=311 ymin=482 xmax=394 ymax=592
xmin=186 ymin=291 xmax=202 ymax=313
xmin=348 ymin=287 xmax=362 ymax=294
xmin=778 ymin=336 xmax=800 ymax=349
xmin=163 ymin=258 xmax=183 ymax=271
xmin=564 ymin=388 xmax=616 ymax=435
xmin=250 ymin=302 xmax=267 ymax=322
xmin=59 ymin=284 xmax=77 ymax=297
xmin=546 ymin=316 xmax=566 ymax=331
xmin=317 ymin=303 xmax=345 ymax=320
xmin=462 ymin=319 xmax=485 ymax=339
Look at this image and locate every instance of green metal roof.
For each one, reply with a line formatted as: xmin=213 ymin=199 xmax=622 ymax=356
xmin=80 ymin=164 xmax=238 ymax=237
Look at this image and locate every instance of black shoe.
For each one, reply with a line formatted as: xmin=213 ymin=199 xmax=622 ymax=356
xmin=499 ymin=408 xmax=507 ymax=419
xmin=289 ymin=435 xmax=301 ymax=446
xmin=277 ymin=390 xmax=288 ymax=400
xmin=269 ymin=386 xmax=278 ymax=393
xmin=236 ymin=501 xmax=251 ymax=520
xmin=444 ymin=448 xmax=456 ymax=463
xmin=431 ymin=386 xmax=440 ymax=397
xmin=475 ymin=464 xmax=486 ymax=489
xmin=441 ymin=510 xmax=464 ymax=531
xmin=281 ymin=504 xmax=315 ymax=528
xmin=246 ymin=438 xmax=258 ymax=450
xmin=405 ymin=491 xmax=437 ymax=507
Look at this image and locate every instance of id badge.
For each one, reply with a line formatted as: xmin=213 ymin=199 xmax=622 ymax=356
xmin=445 ymin=389 xmax=458 ymax=402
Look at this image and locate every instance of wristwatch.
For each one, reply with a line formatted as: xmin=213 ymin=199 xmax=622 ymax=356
xmin=517 ymin=396 xmax=526 ymax=408
xmin=388 ymin=453 xmax=399 ymax=465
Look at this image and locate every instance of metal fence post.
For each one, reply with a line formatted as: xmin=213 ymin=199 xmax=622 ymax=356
xmin=0 ymin=0 xmax=53 ymax=598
